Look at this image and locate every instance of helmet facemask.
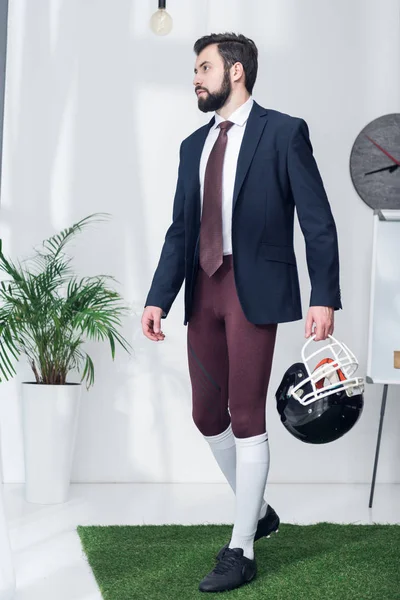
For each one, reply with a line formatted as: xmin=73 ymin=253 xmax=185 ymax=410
xmin=290 ymin=334 xmax=364 ymax=406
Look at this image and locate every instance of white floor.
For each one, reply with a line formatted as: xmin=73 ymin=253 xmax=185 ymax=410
xmin=1 ymin=482 xmax=399 ymax=599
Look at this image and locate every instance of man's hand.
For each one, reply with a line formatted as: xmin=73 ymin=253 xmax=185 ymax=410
xmin=141 ymin=306 xmax=166 ymax=342
xmin=305 ymin=306 xmax=334 ymax=341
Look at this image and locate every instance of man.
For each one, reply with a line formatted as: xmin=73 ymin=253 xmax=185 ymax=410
xmin=142 ymin=32 xmax=341 ymax=593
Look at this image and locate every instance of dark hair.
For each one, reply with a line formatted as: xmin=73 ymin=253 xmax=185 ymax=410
xmin=193 ymin=32 xmax=258 ymax=95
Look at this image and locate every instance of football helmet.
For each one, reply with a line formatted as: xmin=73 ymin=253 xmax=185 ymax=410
xmin=276 ymin=334 xmax=364 ymax=444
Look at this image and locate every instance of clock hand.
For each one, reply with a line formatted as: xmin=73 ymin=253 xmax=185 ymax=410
xmin=365 ymin=164 xmax=399 ymax=175
xmin=365 ymin=135 xmax=400 ymax=166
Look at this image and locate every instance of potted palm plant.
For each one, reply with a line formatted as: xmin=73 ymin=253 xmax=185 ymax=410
xmin=0 ymin=213 xmax=132 ymax=504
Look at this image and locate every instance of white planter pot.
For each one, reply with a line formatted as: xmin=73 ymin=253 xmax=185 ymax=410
xmin=21 ymin=383 xmax=82 ymax=504
xmin=0 ymin=483 xmax=15 ymax=600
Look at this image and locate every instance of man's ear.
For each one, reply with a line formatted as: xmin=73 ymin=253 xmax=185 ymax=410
xmin=232 ymin=61 xmax=244 ymax=83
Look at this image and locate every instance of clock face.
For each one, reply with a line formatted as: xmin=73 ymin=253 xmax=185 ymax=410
xmin=350 ymin=113 xmax=400 ymax=210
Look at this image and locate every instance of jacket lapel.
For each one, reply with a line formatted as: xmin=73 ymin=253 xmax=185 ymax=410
xmin=232 ymin=101 xmax=268 ymax=211
xmin=185 ymin=116 xmax=215 ymax=200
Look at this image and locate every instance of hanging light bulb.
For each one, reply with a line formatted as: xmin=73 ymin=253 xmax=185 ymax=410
xmin=150 ymin=0 xmax=173 ymax=36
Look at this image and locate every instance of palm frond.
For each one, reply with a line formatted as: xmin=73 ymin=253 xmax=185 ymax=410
xmin=40 ymin=213 xmax=112 ymax=260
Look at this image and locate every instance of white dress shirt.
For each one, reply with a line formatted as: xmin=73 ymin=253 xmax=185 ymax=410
xmin=199 ymin=95 xmax=254 ymax=255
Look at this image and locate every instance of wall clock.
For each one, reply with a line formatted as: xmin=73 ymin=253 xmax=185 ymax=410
xmin=350 ymin=113 xmax=400 ymax=210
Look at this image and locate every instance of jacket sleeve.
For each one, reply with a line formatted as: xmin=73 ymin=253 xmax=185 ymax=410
xmin=287 ymin=118 xmax=342 ymax=310
xmin=144 ymin=142 xmax=186 ymax=319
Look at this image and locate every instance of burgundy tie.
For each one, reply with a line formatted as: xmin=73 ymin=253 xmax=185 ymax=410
xmin=199 ymin=120 xmax=235 ymax=277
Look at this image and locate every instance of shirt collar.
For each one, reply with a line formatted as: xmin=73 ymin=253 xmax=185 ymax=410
xmin=213 ymin=96 xmax=254 ymax=130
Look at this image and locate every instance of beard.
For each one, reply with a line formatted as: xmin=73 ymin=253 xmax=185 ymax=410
xmin=197 ymin=69 xmax=232 ymax=113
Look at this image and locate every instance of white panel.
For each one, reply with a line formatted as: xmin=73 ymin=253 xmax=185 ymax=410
xmin=367 ymin=213 xmax=400 ymax=384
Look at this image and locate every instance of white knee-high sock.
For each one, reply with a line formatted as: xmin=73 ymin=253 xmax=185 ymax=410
xmin=203 ymin=423 xmax=236 ymax=493
xmin=229 ymin=431 xmax=270 ymax=560
xmin=203 ymin=423 xmax=268 ymax=519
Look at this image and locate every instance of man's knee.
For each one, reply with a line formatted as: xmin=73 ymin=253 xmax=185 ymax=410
xmin=192 ymin=408 xmax=230 ymax=437
xmin=231 ymin=413 xmax=266 ymax=439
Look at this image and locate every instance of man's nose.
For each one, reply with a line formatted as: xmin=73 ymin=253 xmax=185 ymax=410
xmin=193 ymin=75 xmax=202 ymax=88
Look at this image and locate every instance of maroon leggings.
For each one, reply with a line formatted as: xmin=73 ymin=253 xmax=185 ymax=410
xmin=187 ymin=254 xmax=277 ymax=439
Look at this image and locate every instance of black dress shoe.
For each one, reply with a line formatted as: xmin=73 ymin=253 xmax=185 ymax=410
xmin=216 ymin=504 xmax=280 ymax=561
xmin=199 ymin=547 xmax=256 ymax=592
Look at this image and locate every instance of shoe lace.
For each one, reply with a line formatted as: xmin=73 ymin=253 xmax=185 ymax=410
xmin=213 ymin=551 xmax=242 ymax=575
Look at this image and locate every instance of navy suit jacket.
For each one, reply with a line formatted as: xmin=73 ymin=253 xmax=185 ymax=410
xmin=145 ymin=100 xmax=342 ymax=326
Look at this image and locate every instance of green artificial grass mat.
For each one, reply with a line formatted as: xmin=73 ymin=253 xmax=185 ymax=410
xmin=77 ymin=522 xmax=400 ymax=599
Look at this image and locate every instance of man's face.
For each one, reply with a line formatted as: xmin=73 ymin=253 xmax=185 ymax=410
xmin=193 ymin=44 xmax=232 ymax=113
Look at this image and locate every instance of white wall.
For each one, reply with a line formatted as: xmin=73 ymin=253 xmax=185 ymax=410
xmin=0 ymin=0 xmax=399 ymax=485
